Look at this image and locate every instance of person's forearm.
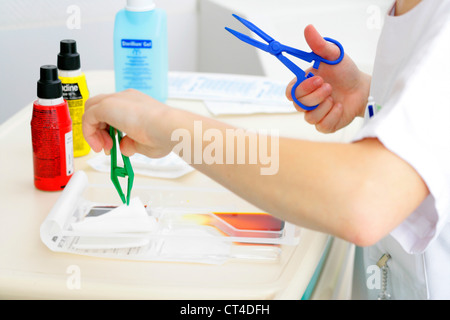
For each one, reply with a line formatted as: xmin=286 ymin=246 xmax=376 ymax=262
xmin=163 ymin=107 xmax=428 ymax=246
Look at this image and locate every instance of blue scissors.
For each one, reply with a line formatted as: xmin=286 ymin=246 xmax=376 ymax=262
xmin=225 ymin=14 xmax=344 ymax=111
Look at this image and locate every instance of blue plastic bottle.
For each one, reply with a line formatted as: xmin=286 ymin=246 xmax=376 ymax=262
xmin=114 ymin=0 xmax=168 ymax=102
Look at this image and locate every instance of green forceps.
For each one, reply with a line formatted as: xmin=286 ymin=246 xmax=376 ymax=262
xmin=109 ymin=127 xmax=134 ymax=205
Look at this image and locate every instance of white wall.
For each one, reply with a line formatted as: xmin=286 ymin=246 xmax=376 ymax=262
xmin=0 ymin=0 xmax=198 ymax=124
xmin=199 ymin=0 xmax=393 ymax=82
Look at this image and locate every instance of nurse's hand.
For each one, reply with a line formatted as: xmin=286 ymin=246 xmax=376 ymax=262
xmin=286 ymin=25 xmax=371 ymax=133
xmin=82 ymin=89 xmax=174 ymax=158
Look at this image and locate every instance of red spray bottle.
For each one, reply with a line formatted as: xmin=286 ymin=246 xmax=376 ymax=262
xmin=31 ymin=65 xmax=74 ymax=191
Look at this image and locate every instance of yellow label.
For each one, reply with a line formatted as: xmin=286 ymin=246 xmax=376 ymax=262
xmin=59 ymin=73 xmax=91 ymax=157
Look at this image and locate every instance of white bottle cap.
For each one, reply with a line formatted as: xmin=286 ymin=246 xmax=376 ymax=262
xmin=126 ymin=0 xmax=155 ymax=11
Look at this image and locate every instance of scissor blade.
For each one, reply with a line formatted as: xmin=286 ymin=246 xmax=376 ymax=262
xmin=277 ymin=53 xmax=306 ymax=80
xmin=225 ymin=27 xmax=270 ymax=53
xmin=232 ymin=14 xmax=274 ymax=43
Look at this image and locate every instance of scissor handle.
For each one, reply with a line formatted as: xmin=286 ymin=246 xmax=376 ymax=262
xmin=291 ymin=37 xmax=344 ymax=111
xmin=291 ymin=75 xmax=318 ymax=111
xmin=317 ymin=37 xmax=344 ymax=66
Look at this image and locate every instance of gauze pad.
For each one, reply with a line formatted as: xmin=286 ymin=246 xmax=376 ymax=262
xmin=71 ymin=197 xmax=157 ymax=233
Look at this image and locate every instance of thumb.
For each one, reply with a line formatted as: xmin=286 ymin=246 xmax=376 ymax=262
xmin=304 ymin=25 xmax=340 ymax=61
xmin=119 ymin=135 xmax=138 ymax=157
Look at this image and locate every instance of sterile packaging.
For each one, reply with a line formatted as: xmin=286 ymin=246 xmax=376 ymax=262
xmin=40 ymin=171 xmax=301 ymax=264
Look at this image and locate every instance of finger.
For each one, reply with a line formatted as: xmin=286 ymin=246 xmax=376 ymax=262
xmin=287 ymin=76 xmax=323 ymax=101
xmin=100 ymin=127 xmax=113 ymax=155
xmin=119 ymin=135 xmax=138 ymax=157
xmin=293 ymin=82 xmax=332 ymax=108
xmin=285 ymin=78 xmax=297 ymax=101
xmin=304 ymin=25 xmax=341 ymax=61
xmin=82 ymin=104 xmax=113 ymax=153
xmin=82 ymin=111 xmax=102 ymax=152
xmin=120 ymin=136 xmax=168 ymax=159
xmin=84 ymin=128 xmax=107 ymax=153
xmin=316 ymin=102 xmax=344 ymax=133
xmin=304 ymin=96 xmax=334 ymax=125
xmin=85 ymin=93 xmax=111 ymax=110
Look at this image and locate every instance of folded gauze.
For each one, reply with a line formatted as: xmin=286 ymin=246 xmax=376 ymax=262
xmin=71 ymin=197 xmax=157 ymax=233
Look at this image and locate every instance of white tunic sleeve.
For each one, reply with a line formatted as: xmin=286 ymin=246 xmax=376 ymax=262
xmin=353 ymin=3 xmax=450 ymax=254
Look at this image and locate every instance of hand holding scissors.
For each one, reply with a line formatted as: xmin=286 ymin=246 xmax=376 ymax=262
xmin=226 ymin=14 xmax=344 ymax=111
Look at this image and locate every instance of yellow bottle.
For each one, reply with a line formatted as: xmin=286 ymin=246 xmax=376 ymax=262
xmin=58 ymin=39 xmax=91 ymax=157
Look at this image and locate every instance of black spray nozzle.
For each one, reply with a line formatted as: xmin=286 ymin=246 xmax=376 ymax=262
xmin=37 ymin=65 xmax=62 ymax=99
xmin=58 ymin=39 xmax=81 ymax=71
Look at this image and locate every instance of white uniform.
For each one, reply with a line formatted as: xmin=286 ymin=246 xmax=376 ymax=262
xmin=351 ymin=0 xmax=450 ymax=299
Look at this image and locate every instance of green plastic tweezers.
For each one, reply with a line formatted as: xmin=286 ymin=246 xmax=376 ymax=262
xmin=109 ymin=127 xmax=134 ymax=205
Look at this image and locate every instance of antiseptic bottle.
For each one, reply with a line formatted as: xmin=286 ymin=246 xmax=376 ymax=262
xmin=58 ymin=39 xmax=91 ymax=157
xmin=114 ymin=0 xmax=168 ymax=102
xmin=31 ymin=65 xmax=74 ymax=191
